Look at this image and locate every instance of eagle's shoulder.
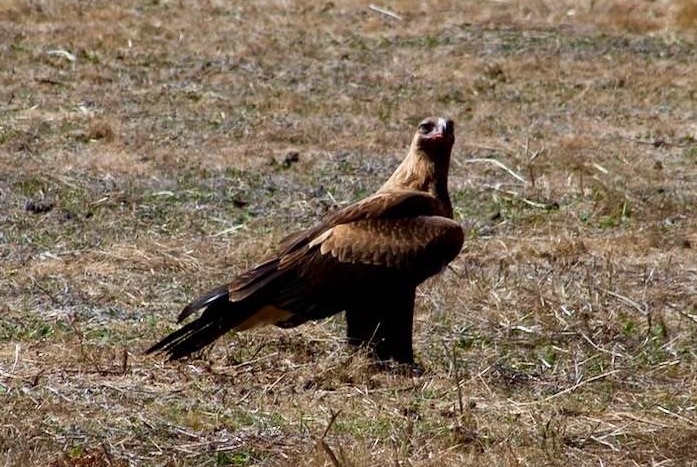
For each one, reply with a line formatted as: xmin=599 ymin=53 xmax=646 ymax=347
xmin=277 ymin=189 xmax=447 ymax=254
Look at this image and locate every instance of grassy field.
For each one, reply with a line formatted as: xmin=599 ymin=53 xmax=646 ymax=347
xmin=2 ymin=0 xmax=697 ymax=465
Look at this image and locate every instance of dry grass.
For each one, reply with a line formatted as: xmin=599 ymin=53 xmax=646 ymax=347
xmin=2 ymin=0 xmax=697 ymax=465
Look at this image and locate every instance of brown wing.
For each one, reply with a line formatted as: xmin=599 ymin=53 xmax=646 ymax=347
xmin=225 ymin=190 xmax=452 ymax=301
xmin=276 ymin=189 xmax=449 ymax=254
xmin=309 ymin=216 xmax=464 ymax=273
xmin=250 ymin=215 xmax=464 ymax=324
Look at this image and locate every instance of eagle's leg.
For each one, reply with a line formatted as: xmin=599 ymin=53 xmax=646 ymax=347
xmin=345 ymin=308 xmax=383 ymax=350
xmin=345 ymin=287 xmax=416 ymax=364
xmin=378 ymin=302 xmax=414 ymax=364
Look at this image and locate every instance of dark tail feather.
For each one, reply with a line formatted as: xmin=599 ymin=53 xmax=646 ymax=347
xmin=177 ymin=283 xmax=229 ymax=323
xmin=146 ymin=289 xmax=251 ymax=361
xmin=148 ymin=261 xmax=307 ymax=361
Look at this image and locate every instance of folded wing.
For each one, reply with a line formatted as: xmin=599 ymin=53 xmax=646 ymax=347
xmin=146 ymin=190 xmax=464 ymax=361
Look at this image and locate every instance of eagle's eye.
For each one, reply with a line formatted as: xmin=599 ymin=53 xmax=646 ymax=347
xmin=418 ymin=121 xmax=435 ymax=134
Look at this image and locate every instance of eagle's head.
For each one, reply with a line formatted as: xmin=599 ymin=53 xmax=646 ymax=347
xmin=413 ymin=117 xmax=455 ymax=155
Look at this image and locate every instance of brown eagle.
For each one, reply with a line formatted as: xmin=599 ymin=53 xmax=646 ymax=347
xmin=147 ymin=117 xmax=464 ymax=364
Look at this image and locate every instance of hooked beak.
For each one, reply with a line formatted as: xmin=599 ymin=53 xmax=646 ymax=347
xmin=425 ymin=118 xmax=454 ymax=142
xmin=437 ymin=118 xmax=454 ymax=137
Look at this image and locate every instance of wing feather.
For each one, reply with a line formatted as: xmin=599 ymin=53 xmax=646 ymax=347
xmin=277 ymin=190 xmax=447 ymax=254
xmin=311 ymin=216 xmax=464 ymax=276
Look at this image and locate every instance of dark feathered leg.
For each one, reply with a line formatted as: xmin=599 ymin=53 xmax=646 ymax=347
xmin=377 ymin=287 xmax=416 ymax=364
xmin=378 ymin=310 xmax=414 ymax=363
xmin=346 ymin=308 xmax=385 ymax=349
xmin=345 ymin=287 xmax=416 ymax=364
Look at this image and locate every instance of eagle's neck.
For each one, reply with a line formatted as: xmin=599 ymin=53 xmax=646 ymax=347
xmin=379 ymin=146 xmax=453 ymax=218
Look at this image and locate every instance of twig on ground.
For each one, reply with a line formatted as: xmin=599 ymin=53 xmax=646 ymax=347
xmin=317 ymin=410 xmax=343 ymax=466
xmin=543 ymin=370 xmax=621 ymax=402
xmin=12 ymin=344 xmax=20 ymax=375
xmin=321 ymin=440 xmax=341 ymax=467
xmin=482 ymin=184 xmax=558 ymax=210
xmin=656 ymin=405 xmax=697 ymax=426
xmin=368 ymin=4 xmax=403 ymax=21
xmin=210 ymin=224 xmax=245 ymax=237
xmin=592 ymin=162 xmax=609 ymax=174
xmin=600 ymin=288 xmax=647 ymax=315
xmin=321 ymin=410 xmax=342 ymax=440
xmin=620 ymin=413 xmax=678 ymax=429
xmin=33 ymin=281 xmax=66 ymax=307
xmin=47 ymin=49 xmax=76 ymax=62
xmin=623 ymin=136 xmax=697 ymax=149
xmin=121 ymin=347 xmax=129 ymax=375
xmin=516 ymin=370 xmax=621 ymax=405
xmin=578 ymin=331 xmax=625 ymax=359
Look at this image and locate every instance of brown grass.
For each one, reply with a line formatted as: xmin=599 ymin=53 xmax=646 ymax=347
xmin=2 ymin=0 xmax=697 ymax=465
